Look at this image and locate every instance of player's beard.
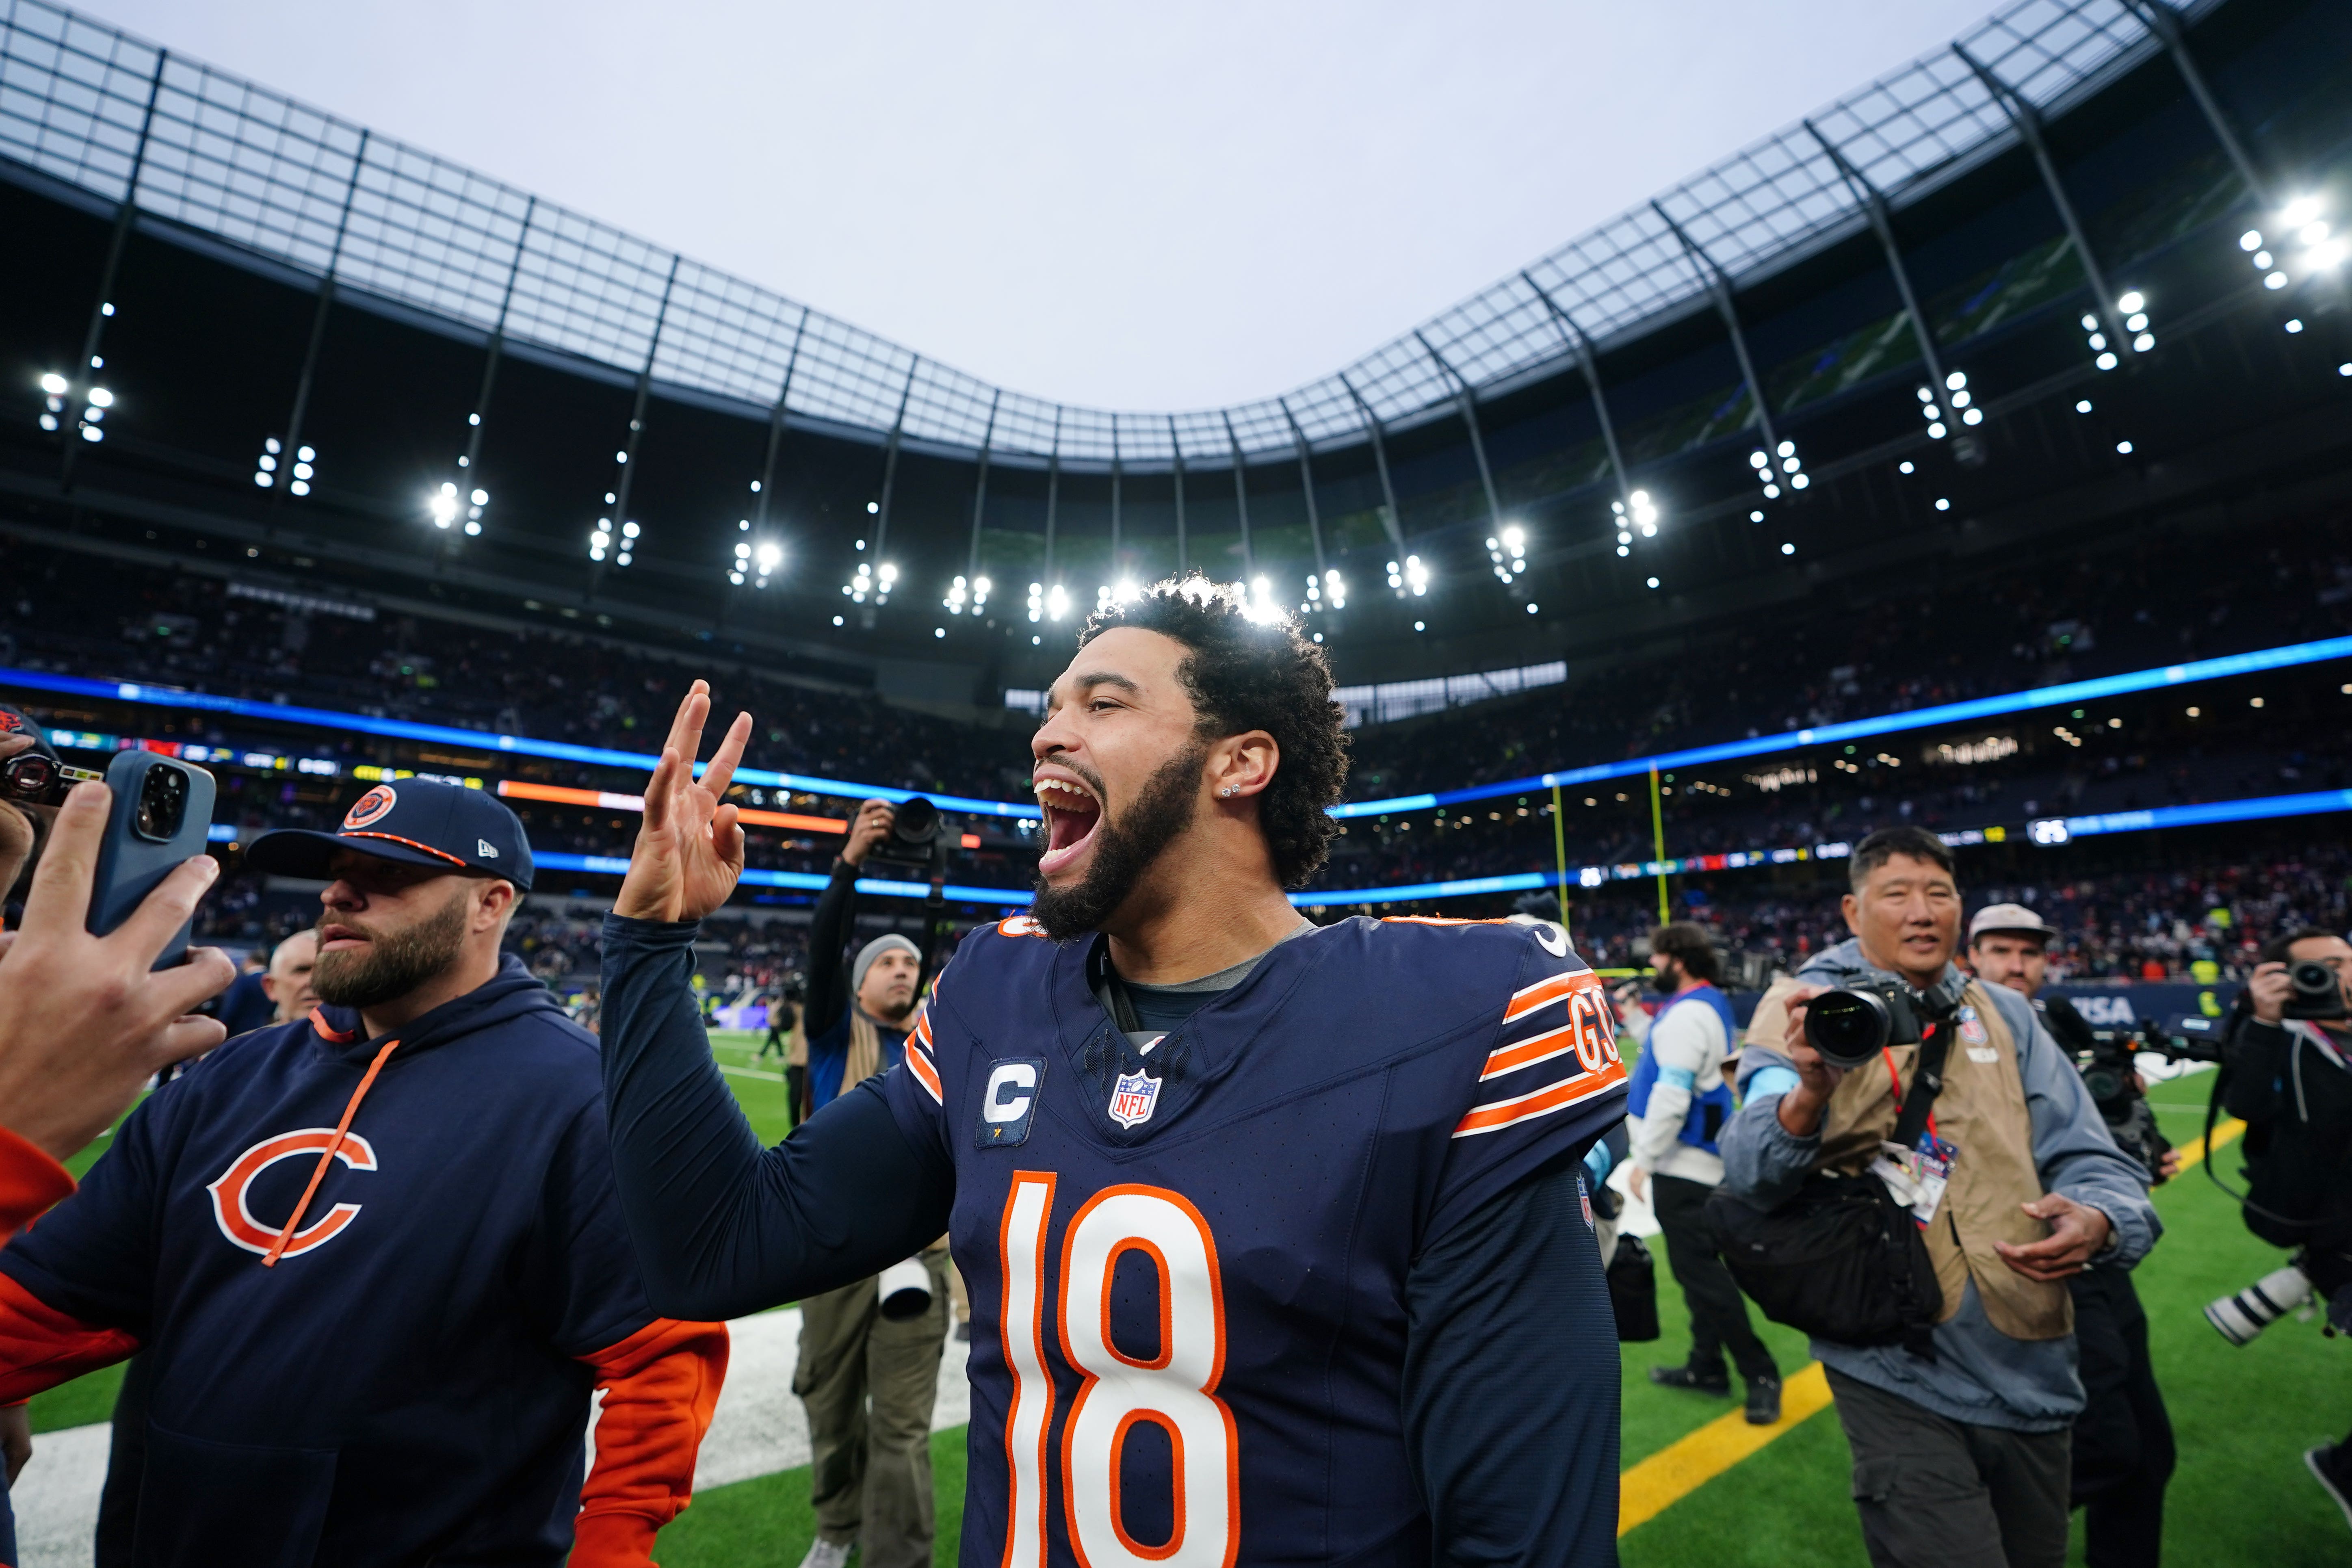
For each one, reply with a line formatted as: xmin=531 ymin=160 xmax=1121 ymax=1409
xmin=312 ymin=888 xmax=470 ymax=1011
xmin=1031 ymin=741 xmax=1205 ymax=942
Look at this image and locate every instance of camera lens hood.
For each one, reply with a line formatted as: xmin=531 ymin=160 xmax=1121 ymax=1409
xmin=1805 ymin=987 xmax=1893 ymax=1070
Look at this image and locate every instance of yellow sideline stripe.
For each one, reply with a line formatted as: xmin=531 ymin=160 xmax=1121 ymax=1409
xmin=1618 ymin=1117 xmax=2253 ymax=1534
xmin=2174 ymin=1116 xmax=2246 ymax=1172
xmin=1619 ymin=1362 xmax=1835 ymax=1535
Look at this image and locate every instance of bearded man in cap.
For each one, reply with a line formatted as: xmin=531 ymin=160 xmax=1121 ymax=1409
xmin=789 ymin=797 xmax=951 ymax=1568
xmin=0 ymin=779 xmax=726 ymax=1567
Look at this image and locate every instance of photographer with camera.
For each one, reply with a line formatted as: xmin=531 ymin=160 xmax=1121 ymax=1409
xmin=791 ymin=797 xmax=950 ymax=1568
xmin=2225 ymin=926 xmax=2352 ymax=1525
xmin=1967 ymin=904 xmax=2174 ymax=1568
xmin=1719 ymin=827 xmax=2156 ymax=1568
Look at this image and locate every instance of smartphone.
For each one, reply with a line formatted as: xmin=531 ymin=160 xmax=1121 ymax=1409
xmin=87 ymin=752 xmax=217 ymax=968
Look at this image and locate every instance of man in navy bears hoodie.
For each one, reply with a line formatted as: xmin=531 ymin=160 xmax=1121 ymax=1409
xmin=0 ymin=780 xmax=727 ymax=1567
xmin=599 ymin=578 xmax=1631 ymax=1568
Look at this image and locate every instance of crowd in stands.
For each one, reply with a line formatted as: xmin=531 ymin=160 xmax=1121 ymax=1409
xmin=8 ymin=522 xmax=2351 ymax=824
xmin=11 ymin=518 xmax=2352 ymax=999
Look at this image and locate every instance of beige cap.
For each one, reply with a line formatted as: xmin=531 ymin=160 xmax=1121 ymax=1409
xmin=1969 ymin=902 xmax=2058 ymax=944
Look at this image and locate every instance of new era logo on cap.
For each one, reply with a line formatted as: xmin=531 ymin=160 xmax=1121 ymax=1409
xmin=244 ymin=777 xmax=535 ymax=891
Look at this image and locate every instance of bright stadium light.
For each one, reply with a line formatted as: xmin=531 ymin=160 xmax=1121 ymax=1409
xmin=945 ymin=575 xmax=970 ymax=614
xmin=1403 ymin=555 xmax=1430 ymax=597
xmin=2082 ymin=313 xmax=2118 ymax=371
xmin=253 ymin=436 xmax=282 ymax=488
xmin=1027 ymin=582 xmax=1044 ymax=622
xmin=1046 ymin=583 xmax=1070 ymax=620
xmin=731 ymin=540 xmax=750 ymax=585
xmin=429 ymin=482 xmax=460 ymax=529
xmin=1305 ymin=567 xmax=1346 ymax=611
xmin=753 ymin=541 xmax=782 ymax=587
xmin=1486 ymin=525 xmax=1528 ymax=583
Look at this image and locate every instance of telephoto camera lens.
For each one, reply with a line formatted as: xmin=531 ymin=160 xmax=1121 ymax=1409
xmin=877 ymin=1256 xmax=934 ymax=1321
xmin=2205 ymin=1261 xmax=2313 ymax=1345
xmin=892 ymin=795 xmax=940 ymax=847
xmin=1804 ymin=988 xmax=1893 ymax=1070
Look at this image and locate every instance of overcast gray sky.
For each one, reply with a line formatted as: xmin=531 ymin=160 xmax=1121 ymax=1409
xmin=94 ymin=1 xmax=1996 ymax=411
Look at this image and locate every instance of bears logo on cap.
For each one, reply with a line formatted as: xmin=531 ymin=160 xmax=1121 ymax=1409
xmin=344 ymin=785 xmax=398 ymax=830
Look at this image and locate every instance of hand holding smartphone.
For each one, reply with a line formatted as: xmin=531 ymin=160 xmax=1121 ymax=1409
xmin=87 ymin=753 xmax=217 ymax=968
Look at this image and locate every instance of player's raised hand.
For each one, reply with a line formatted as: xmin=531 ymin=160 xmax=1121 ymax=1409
xmin=617 ymin=681 xmax=753 ymax=924
xmin=0 ymin=780 xmax=236 ymax=1161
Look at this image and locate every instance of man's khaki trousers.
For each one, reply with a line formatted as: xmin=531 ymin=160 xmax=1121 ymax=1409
xmin=793 ymin=1252 xmax=951 ymax=1568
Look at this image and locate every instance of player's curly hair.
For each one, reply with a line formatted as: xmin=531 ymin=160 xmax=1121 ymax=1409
xmin=1079 ymin=576 xmax=1349 ymax=889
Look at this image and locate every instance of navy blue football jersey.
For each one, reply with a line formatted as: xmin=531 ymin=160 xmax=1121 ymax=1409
xmin=883 ymin=911 xmax=1628 ymax=1568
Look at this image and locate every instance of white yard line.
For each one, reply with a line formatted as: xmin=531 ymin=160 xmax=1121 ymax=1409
xmin=8 ymin=1306 xmax=972 ymax=1568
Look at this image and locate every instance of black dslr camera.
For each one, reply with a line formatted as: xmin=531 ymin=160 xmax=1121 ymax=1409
xmin=1804 ymin=977 xmax=1948 ymax=1069
xmin=861 ymin=795 xmax=945 ymax=876
xmin=2283 ymin=959 xmax=2350 ymax=1021
xmin=2075 ymin=1017 xmax=2223 ymax=1184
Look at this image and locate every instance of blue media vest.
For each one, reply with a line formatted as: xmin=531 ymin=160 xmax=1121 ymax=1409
xmin=1624 ymin=982 xmax=1739 ymax=1155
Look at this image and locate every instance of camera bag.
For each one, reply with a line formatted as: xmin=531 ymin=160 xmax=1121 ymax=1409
xmin=1705 ymin=1024 xmax=1951 ymax=1351
xmin=1606 ymin=1233 xmax=1661 ymax=1343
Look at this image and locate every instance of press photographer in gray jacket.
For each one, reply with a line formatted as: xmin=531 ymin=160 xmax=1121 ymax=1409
xmin=1721 ymin=827 xmax=2157 ymax=1568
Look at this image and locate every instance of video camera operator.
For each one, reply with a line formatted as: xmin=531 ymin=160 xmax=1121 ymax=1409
xmin=1719 ymin=827 xmax=2157 ymax=1568
xmin=1967 ymin=904 xmax=2174 ymax=1568
xmin=792 ymin=797 xmax=950 ymax=1568
xmin=2225 ymin=925 xmax=2352 ymax=1524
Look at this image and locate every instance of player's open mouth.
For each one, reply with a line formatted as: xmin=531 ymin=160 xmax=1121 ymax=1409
xmin=1033 ymin=773 xmax=1102 ymax=879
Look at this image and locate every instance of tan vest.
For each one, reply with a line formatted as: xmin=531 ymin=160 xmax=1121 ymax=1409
xmin=1752 ymin=975 xmax=2071 ymax=1342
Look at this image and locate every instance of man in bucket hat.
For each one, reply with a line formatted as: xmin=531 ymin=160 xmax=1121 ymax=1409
xmin=0 ymin=778 xmax=726 ymax=1566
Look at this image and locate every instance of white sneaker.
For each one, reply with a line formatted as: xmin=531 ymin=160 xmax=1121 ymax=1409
xmin=798 ymin=1539 xmax=854 ymax=1568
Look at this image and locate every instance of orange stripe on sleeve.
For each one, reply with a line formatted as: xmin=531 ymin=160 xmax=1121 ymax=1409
xmin=906 ymin=1043 xmax=945 ymax=1105
xmin=1479 ymin=1022 xmax=1581 ymax=1081
xmin=1503 ymin=968 xmax=1598 ymax=1023
xmin=1452 ymin=1061 xmax=1627 ymax=1139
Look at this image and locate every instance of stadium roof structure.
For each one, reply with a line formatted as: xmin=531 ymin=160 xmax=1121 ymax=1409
xmin=0 ymin=0 xmax=2222 ymax=467
xmin=2 ymin=0 xmax=2348 ymax=698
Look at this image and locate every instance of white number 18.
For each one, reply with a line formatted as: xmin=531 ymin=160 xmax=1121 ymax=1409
xmin=998 ymin=1173 xmax=1239 ymax=1568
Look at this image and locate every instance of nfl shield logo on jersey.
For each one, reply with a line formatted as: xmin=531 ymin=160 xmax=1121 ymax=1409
xmin=1107 ymin=1068 xmax=1162 ymax=1130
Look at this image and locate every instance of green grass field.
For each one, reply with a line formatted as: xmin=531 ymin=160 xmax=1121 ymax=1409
xmin=28 ymin=1047 xmax=2352 ymax=1565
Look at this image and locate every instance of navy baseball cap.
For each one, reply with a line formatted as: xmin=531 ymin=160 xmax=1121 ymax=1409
xmin=244 ymin=778 xmax=534 ymax=891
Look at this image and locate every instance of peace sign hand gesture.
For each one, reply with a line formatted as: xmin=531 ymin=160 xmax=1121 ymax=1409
xmin=615 ymin=680 xmax=754 ymax=925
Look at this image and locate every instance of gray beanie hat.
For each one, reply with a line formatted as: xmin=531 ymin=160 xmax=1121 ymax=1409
xmin=852 ymin=933 xmax=922 ymax=997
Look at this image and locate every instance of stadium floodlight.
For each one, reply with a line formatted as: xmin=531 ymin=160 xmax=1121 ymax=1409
xmin=2115 ymin=290 xmax=2155 ymax=353
xmin=38 ymin=373 xmax=66 ymax=396
xmin=1752 ymin=441 xmax=1806 ymax=497
xmin=1321 ymin=568 xmax=1346 ymax=610
xmin=429 ymin=482 xmax=460 ymax=529
xmin=846 ymin=562 xmax=873 ymax=603
xmin=1027 ymin=582 xmax=1044 ymax=623
xmin=1047 ymin=583 xmax=1070 ymax=620
xmin=972 ymin=575 xmax=991 ymax=610
xmin=945 ymin=575 xmax=970 ymax=615
xmin=253 ymin=436 xmax=284 ymax=487
xmin=1401 ymin=555 xmax=1430 ymax=597
xmin=2081 ymin=313 xmax=2119 ymax=371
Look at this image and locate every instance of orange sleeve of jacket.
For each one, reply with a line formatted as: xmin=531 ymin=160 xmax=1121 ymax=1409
xmin=0 ymin=1125 xmax=75 ymax=1239
xmin=0 ymin=1270 xmax=140 ymax=1406
xmin=571 ymin=1317 xmax=730 ymax=1566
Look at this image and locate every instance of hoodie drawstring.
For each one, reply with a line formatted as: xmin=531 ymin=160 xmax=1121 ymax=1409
xmin=262 ymin=1037 xmax=400 ymax=1268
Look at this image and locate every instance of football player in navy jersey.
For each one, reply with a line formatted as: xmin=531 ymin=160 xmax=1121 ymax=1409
xmin=601 ymin=578 xmax=1630 ymax=1566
